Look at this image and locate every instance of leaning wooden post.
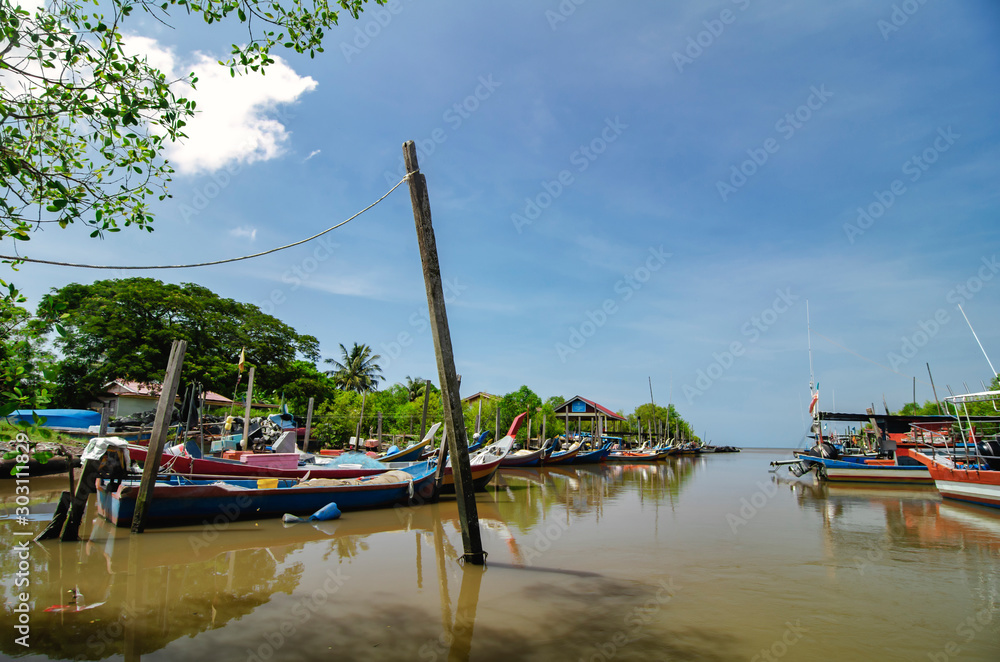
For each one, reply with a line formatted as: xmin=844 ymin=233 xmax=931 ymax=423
xmin=303 ymin=396 xmax=315 ymax=452
xmin=404 ymin=140 xmax=484 ymax=565
xmin=419 ymin=379 xmax=431 ymax=442
xmin=240 ymin=366 xmax=255 ymax=451
xmin=131 ymin=340 xmax=187 ymax=534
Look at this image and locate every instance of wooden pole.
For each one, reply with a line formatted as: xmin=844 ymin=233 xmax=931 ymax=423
xmin=475 ymin=398 xmax=483 ymax=435
xmin=377 ymin=411 xmax=383 ymax=446
xmin=404 ymin=140 xmax=484 ymax=565
xmin=303 ymin=396 xmax=315 ymax=452
xmin=355 ymin=391 xmax=368 ymax=451
xmin=526 ymin=414 xmax=532 ymax=450
xmin=240 ymin=366 xmax=255 ymax=451
xmin=927 ymin=363 xmax=943 ymax=415
xmin=419 ymin=379 xmax=431 ymax=442
xmin=131 ymin=340 xmax=188 ymax=534
xmin=495 ymin=406 xmax=501 ymax=439
xmin=99 ymin=402 xmax=110 ymax=436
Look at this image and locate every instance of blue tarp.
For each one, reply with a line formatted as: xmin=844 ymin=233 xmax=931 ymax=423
xmin=7 ymin=409 xmax=101 ymax=429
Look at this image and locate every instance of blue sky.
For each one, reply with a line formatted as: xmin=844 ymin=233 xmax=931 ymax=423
xmin=12 ymin=1 xmax=1000 ymax=446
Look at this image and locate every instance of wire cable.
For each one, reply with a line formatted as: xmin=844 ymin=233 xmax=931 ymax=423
xmin=0 ymin=175 xmax=410 ymax=270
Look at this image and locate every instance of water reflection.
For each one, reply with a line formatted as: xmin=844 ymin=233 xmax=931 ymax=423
xmin=4 ymin=457 xmax=998 ymax=660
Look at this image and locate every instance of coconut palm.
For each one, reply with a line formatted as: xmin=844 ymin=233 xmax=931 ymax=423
xmin=324 ymin=343 xmax=383 ymax=393
xmin=403 ymin=375 xmax=430 ymax=402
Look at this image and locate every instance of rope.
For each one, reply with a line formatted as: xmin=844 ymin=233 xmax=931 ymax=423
xmin=1 ymin=175 xmax=410 ymax=269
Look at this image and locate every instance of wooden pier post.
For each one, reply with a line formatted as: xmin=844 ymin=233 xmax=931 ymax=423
xmin=355 ymin=391 xmax=368 ymax=451
xmin=404 ymin=140 xmax=484 ymax=565
xmin=131 ymin=340 xmax=187 ymax=534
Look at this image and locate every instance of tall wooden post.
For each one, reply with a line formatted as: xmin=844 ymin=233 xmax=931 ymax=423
xmin=303 ymin=397 xmax=315 ymax=452
xmin=404 ymin=141 xmax=484 ymax=565
xmin=377 ymin=411 xmax=383 ymax=446
xmin=240 ymin=366 xmax=255 ymax=451
xmin=131 ymin=340 xmax=187 ymax=534
xmin=495 ymin=406 xmax=501 ymax=439
xmin=475 ymin=399 xmax=483 ymax=435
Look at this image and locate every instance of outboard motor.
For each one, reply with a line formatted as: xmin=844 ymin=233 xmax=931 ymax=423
xmin=977 ymin=440 xmax=1000 ymax=471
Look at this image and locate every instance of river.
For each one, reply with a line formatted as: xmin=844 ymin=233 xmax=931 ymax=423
xmin=2 ymin=449 xmax=998 ymax=661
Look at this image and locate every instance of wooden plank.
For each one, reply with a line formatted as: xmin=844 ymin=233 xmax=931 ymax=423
xmin=131 ymin=340 xmax=187 ymax=534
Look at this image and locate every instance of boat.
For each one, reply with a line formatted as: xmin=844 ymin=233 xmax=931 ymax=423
xmin=95 ymin=461 xmax=439 ymax=528
xmin=569 ymin=442 xmax=612 ymax=464
xmin=606 ymin=447 xmax=674 ymax=462
xmin=378 ymin=422 xmax=440 ymax=462
xmin=127 ymin=441 xmax=390 ymax=480
xmin=437 ymin=423 xmax=519 ymax=493
xmin=911 ymin=390 xmax=1000 ymax=509
xmin=793 ymin=453 xmax=933 ymax=485
xmin=500 ymin=446 xmax=546 ymax=467
xmin=542 ymin=439 xmax=582 ymax=465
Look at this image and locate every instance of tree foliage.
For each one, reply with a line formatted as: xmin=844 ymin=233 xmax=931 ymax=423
xmin=36 ymin=277 xmax=320 ymax=406
xmin=0 ymin=0 xmax=383 ymax=255
xmin=325 ymin=342 xmax=383 ymax=393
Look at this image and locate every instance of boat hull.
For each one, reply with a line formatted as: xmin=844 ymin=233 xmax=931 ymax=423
xmin=543 ymin=447 xmax=581 ymax=466
xmin=501 ymin=448 xmax=545 ymax=467
xmin=570 ymin=447 xmax=610 ymax=464
xmin=802 ymin=456 xmax=933 ymax=485
xmin=96 ymin=465 xmax=438 ymax=528
xmin=378 ymin=438 xmax=431 ymax=463
xmin=438 ymin=458 xmax=503 ymax=494
xmin=911 ymin=450 xmax=1000 ymax=509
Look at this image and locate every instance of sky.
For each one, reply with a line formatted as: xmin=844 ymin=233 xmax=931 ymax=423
xmin=8 ymin=1 xmax=1000 ymax=447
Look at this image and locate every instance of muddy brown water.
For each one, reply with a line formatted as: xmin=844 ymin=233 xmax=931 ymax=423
xmin=2 ymin=450 xmax=998 ymax=661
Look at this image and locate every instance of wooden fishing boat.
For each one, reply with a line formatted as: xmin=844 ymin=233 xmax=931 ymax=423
xmin=569 ymin=443 xmax=611 ymax=464
xmin=909 ymin=390 xmax=1000 ymax=509
xmin=500 ymin=447 xmax=546 ymax=467
xmin=127 ymin=443 xmax=389 ymax=480
xmin=542 ymin=441 xmax=581 ymax=465
xmin=606 ymin=448 xmax=674 ymax=462
xmin=95 ymin=462 xmax=438 ymax=528
xmin=795 ymin=454 xmax=932 ymax=485
xmin=378 ymin=422 xmax=440 ymax=462
xmin=437 ymin=441 xmax=511 ymax=494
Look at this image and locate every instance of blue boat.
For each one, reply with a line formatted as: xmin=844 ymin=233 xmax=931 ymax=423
xmin=96 ymin=462 xmax=438 ymax=528
xmin=793 ymin=454 xmax=932 ymax=485
xmin=570 ymin=442 xmax=613 ymax=464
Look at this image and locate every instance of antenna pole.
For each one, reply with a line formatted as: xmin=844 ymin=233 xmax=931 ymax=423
xmin=957 ymin=304 xmax=998 ymax=378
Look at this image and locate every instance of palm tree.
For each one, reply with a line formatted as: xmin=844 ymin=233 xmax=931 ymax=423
xmin=324 ymin=343 xmax=383 ymax=392
xmin=403 ymin=375 xmax=429 ymax=402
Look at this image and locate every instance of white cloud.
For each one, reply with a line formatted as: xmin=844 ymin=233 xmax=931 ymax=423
xmin=229 ymin=226 xmax=258 ymax=241
xmin=125 ymin=35 xmax=317 ymax=175
xmin=304 ymin=149 xmax=322 ymax=162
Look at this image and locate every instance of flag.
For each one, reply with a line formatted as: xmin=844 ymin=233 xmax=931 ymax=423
xmin=238 ymin=348 xmax=245 ymax=374
xmin=808 ymin=390 xmax=819 ymax=415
